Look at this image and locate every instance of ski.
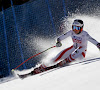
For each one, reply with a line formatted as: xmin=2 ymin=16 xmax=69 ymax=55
xmin=18 ymin=57 xmax=100 ymax=79
xmin=17 ymin=73 xmax=32 ymax=79
xmin=18 ymin=64 xmax=60 ymax=79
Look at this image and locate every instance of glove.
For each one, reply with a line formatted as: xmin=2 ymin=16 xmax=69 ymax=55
xmin=56 ymin=41 xmax=62 ymax=47
xmin=97 ymin=43 xmax=100 ymax=50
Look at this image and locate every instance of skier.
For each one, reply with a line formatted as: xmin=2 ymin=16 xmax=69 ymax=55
xmin=18 ymin=19 xmax=100 ymax=79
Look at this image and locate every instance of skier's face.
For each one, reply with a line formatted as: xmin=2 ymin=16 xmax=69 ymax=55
xmin=72 ymin=26 xmax=82 ymax=34
xmin=73 ymin=29 xmax=80 ymax=34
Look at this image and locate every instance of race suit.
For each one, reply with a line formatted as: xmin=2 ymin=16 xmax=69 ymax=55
xmin=42 ymin=30 xmax=99 ymax=67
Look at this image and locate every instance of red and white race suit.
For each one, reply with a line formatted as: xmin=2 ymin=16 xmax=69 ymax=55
xmin=42 ymin=30 xmax=99 ymax=67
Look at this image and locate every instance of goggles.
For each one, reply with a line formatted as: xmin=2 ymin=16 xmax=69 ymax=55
xmin=72 ymin=26 xmax=81 ymax=30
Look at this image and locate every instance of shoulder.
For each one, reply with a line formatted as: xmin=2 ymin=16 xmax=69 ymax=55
xmin=82 ymin=30 xmax=88 ymax=34
xmin=82 ymin=30 xmax=89 ymax=35
xmin=81 ymin=30 xmax=92 ymax=38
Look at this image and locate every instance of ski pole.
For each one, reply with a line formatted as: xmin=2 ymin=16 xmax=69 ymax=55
xmin=12 ymin=46 xmax=56 ymax=71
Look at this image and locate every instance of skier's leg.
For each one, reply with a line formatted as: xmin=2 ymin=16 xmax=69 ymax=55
xmin=57 ymin=46 xmax=87 ymax=67
xmin=53 ymin=46 xmax=75 ymax=62
xmin=69 ymin=46 xmax=87 ymax=60
xmin=41 ymin=45 xmax=75 ymax=67
xmin=31 ymin=46 xmax=75 ymax=74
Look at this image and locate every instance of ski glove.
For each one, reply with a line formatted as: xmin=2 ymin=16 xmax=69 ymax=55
xmin=56 ymin=41 xmax=62 ymax=47
xmin=97 ymin=43 xmax=100 ymax=50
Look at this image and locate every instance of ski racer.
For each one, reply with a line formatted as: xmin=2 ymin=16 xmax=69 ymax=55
xmin=18 ymin=19 xmax=100 ymax=78
xmin=32 ymin=19 xmax=100 ymax=74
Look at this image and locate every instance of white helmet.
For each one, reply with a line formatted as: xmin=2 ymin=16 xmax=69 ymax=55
xmin=72 ymin=19 xmax=84 ymax=27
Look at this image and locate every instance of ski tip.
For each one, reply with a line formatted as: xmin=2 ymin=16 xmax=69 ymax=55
xmin=17 ymin=74 xmax=23 ymax=79
xmin=17 ymin=74 xmax=27 ymax=79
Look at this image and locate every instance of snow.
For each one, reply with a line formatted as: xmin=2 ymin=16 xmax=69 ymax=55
xmin=0 ymin=14 xmax=100 ymax=90
xmin=1 ymin=60 xmax=100 ymax=90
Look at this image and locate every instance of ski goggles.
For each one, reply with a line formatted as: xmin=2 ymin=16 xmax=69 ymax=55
xmin=72 ymin=26 xmax=81 ymax=30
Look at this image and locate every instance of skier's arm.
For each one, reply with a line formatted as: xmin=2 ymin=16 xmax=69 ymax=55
xmin=86 ymin=32 xmax=100 ymax=49
xmin=56 ymin=31 xmax=71 ymax=47
xmin=57 ymin=30 xmax=71 ymax=42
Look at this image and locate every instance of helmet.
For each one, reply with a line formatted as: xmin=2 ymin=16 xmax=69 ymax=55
xmin=72 ymin=19 xmax=84 ymax=27
xmin=72 ymin=19 xmax=84 ymax=33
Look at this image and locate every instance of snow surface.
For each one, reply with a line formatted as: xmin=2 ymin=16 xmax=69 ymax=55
xmin=0 ymin=14 xmax=100 ymax=90
xmin=1 ymin=60 xmax=100 ymax=90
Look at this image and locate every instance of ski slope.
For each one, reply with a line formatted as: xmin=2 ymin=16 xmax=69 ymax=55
xmin=0 ymin=59 xmax=100 ymax=90
xmin=0 ymin=14 xmax=100 ymax=90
